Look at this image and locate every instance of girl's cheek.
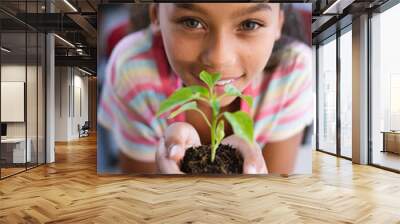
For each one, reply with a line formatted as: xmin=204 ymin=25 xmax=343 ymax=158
xmin=245 ymin=42 xmax=271 ymax=69
xmin=168 ymin=36 xmax=202 ymax=69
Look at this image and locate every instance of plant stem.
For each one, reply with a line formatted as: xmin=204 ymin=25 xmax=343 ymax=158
xmin=192 ymin=108 xmax=211 ymax=128
xmin=217 ymin=93 xmax=228 ymax=101
xmin=209 ymin=86 xmax=218 ymax=162
xmin=210 ymin=111 xmax=217 ymax=162
xmin=216 ymin=113 xmax=224 ymax=123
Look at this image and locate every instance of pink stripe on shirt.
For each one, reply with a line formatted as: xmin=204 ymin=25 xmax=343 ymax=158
xmin=272 ymin=62 xmax=305 ymax=81
xmin=122 ymin=83 xmax=165 ymax=102
xmin=120 ymin=125 xmax=158 ymax=145
xmin=109 ymin=90 xmax=153 ymax=124
xmin=283 ymin=79 xmax=312 ymax=108
xmin=277 ymin=99 xmax=313 ymax=125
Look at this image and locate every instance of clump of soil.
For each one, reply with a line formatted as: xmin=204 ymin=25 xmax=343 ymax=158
xmin=180 ymin=144 xmax=243 ymax=174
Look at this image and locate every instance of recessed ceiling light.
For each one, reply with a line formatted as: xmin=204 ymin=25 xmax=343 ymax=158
xmin=54 ymin=34 xmax=75 ymax=48
xmin=322 ymin=0 xmax=354 ymax=15
xmin=78 ymin=67 xmax=92 ymax=76
xmin=63 ymin=0 xmax=78 ymax=12
xmin=1 ymin=47 xmax=11 ymax=53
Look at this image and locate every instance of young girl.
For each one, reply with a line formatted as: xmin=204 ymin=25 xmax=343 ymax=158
xmin=98 ymin=3 xmax=313 ymax=174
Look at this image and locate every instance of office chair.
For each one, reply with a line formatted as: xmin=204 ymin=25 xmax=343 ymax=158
xmin=79 ymin=121 xmax=90 ymax=138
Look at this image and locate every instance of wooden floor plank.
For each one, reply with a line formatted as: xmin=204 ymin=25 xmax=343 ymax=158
xmin=0 ymin=135 xmax=399 ymax=223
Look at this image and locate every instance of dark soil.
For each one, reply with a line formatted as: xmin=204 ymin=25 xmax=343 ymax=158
xmin=180 ymin=144 xmax=243 ymax=174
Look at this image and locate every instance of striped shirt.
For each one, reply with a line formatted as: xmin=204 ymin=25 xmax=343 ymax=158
xmin=99 ymin=26 xmax=313 ymax=162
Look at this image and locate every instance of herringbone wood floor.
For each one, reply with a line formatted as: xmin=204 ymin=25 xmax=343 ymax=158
xmin=1 ymin=135 xmax=400 ymax=224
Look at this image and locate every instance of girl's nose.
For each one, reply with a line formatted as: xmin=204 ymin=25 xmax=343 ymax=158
xmin=200 ymin=32 xmax=237 ymax=71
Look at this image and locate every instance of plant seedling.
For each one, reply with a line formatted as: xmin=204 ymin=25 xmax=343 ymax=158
xmin=156 ymin=70 xmax=254 ymax=163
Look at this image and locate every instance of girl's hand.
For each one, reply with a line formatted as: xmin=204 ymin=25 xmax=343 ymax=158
xmin=222 ymin=135 xmax=268 ymax=174
xmin=155 ymin=122 xmax=201 ymax=174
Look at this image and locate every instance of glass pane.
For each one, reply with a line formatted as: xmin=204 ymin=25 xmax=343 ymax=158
xmin=317 ymin=37 xmax=337 ymax=154
xmin=27 ymin=31 xmax=38 ymax=169
xmin=371 ymin=4 xmax=400 ymax=171
xmin=0 ymin=1 xmax=46 ymax=178
xmin=38 ymin=32 xmax=45 ymax=165
xmin=26 ymin=0 xmax=39 ymax=170
xmin=312 ymin=46 xmax=317 ymax=151
xmin=1 ymin=30 xmax=27 ymax=177
xmin=340 ymin=29 xmax=352 ymax=158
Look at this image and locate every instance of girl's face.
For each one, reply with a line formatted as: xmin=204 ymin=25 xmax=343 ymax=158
xmin=151 ymin=3 xmax=284 ymax=106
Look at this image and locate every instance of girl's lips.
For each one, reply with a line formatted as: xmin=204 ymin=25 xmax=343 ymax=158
xmin=192 ymin=73 xmax=245 ymax=89
xmin=214 ymin=74 xmax=245 ymax=94
xmin=215 ymin=78 xmax=235 ymax=86
xmin=215 ymin=74 xmax=244 ymax=86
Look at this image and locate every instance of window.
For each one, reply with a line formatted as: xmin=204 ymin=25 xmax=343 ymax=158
xmin=339 ymin=28 xmax=352 ymax=158
xmin=317 ymin=36 xmax=337 ymax=154
xmin=371 ymin=3 xmax=400 ymax=171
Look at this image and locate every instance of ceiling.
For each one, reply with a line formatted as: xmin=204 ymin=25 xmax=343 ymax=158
xmin=311 ymin=0 xmax=390 ymax=44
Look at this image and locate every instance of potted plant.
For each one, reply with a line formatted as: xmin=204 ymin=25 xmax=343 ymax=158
xmin=156 ymin=70 xmax=254 ymax=174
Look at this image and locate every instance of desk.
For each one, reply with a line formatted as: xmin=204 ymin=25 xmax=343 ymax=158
xmin=381 ymin=131 xmax=400 ymax=154
xmin=1 ymin=138 xmax=31 ymax=163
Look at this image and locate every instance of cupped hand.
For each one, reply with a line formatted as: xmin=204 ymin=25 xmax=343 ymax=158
xmin=221 ymin=135 xmax=268 ymax=174
xmin=155 ymin=123 xmax=267 ymax=174
xmin=155 ymin=122 xmax=201 ymax=174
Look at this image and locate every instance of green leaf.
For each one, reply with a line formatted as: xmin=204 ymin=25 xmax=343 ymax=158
xmin=223 ymin=85 xmax=253 ymax=108
xmin=224 ymin=84 xmax=241 ymax=96
xmin=216 ymin=120 xmax=225 ymax=143
xmin=199 ymin=70 xmax=221 ymax=89
xmin=168 ymin=101 xmax=198 ymax=119
xmin=224 ymin=111 xmax=254 ymax=144
xmin=241 ymin=95 xmax=253 ymax=109
xmin=188 ymin=85 xmax=209 ymax=99
xmin=156 ymin=87 xmax=198 ymax=117
xmin=211 ymin=72 xmax=221 ymax=85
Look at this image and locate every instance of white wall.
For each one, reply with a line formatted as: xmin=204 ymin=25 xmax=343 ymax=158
xmin=54 ymin=67 xmax=69 ymax=141
xmin=54 ymin=67 xmax=89 ymax=141
xmin=72 ymin=73 xmax=89 ymax=138
xmin=1 ymin=65 xmax=26 ymax=135
xmin=1 ymin=65 xmax=36 ymax=138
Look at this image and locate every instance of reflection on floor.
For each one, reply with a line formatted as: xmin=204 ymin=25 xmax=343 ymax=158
xmin=0 ymin=162 xmax=42 ymax=178
xmin=373 ymin=150 xmax=400 ymax=171
xmin=0 ymin=167 xmax=25 ymax=177
xmin=340 ymin=147 xmax=352 ymax=158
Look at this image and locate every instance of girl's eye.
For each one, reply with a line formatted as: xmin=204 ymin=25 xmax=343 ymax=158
xmin=240 ymin=20 xmax=263 ymax=31
xmin=182 ymin=18 xmax=203 ymax=29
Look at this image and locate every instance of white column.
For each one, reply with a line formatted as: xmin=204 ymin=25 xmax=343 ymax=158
xmin=46 ymin=1 xmax=55 ymax=163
